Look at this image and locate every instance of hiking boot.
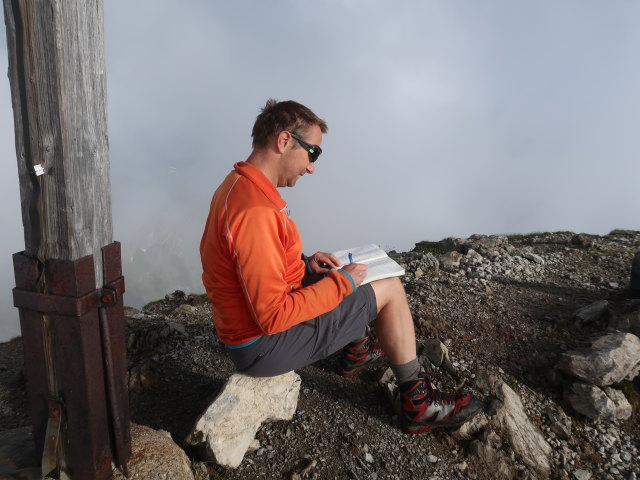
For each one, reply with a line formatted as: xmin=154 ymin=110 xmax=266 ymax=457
xmin=399 ymin=377 xmax=482 ymax=434
xmin=338 ymin=337 xmax=387 ymax=376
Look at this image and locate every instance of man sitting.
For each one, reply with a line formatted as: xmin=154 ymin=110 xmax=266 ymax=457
xmin=200 ymin=99 xmax=480 ymax=433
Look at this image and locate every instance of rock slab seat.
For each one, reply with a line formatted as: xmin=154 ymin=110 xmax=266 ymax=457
xmin=187 ymin=371 xmax=301 ymax=468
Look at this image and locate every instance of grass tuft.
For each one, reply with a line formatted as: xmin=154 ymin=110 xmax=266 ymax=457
xmin=413 ymin=240 xmax=445 ymax=255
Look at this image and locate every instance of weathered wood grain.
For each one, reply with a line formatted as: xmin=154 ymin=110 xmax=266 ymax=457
xmin=4 ymin=0 xmax=112 ymax=288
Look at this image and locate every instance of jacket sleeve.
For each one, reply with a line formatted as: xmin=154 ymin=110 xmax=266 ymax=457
xmin=229 ymin=205 xmax=354 ymax=335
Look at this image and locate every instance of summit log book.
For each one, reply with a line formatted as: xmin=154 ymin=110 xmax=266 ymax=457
xmin=333 ymin=244 xmax=405 ymax=285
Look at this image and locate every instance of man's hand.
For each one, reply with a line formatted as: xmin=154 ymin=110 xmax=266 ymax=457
xmin=341 ymin=263 xmax=368 ymax=287
xmin=308 ymin=251 xmax=341 ymax=274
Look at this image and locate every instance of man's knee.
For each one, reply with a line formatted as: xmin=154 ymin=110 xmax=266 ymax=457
xmin=370 ymin=276 xmax=406 ymax=309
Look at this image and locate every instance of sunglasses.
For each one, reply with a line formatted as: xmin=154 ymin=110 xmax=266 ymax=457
xmin=290 ymin=132 xmax=322 ymax=162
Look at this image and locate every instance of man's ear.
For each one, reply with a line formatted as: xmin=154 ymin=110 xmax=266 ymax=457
xmin=275 ymin=131 xmax=291 ymax=154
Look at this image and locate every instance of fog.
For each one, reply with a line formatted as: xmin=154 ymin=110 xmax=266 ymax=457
xmin=1 ymin=1 xmax=639 ymax=341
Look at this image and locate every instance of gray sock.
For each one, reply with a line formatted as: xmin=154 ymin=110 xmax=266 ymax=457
xmin=391 ymin=358 xmax=422 ymax=385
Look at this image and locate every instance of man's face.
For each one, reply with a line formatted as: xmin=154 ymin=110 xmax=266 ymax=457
xmin=278 ymin=124 xmax=323 ymax=188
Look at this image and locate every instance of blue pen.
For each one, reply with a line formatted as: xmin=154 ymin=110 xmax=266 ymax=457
xmin=348 ymin=253 xmax=353 ymax=264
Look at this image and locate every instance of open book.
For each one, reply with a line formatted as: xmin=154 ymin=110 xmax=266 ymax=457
xmin=332 ymin=244 xmax=405 ymax=285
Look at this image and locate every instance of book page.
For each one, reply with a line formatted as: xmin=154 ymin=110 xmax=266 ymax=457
xmin=361 ymin=256 xmax=405 ymax=284
xmin=333 ymin=244 xmax=387 ymax=267
xmin=332 ymin=243 xmax=405 ymax=284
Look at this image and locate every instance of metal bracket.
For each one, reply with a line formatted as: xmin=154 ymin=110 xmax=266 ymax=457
xmin=13 ymin=242 xmax=131 ymax=480
xmin=41 ymin=397 xmax=64 ymax=477
xmin=12 ymin=277 xmax=124 ymax=317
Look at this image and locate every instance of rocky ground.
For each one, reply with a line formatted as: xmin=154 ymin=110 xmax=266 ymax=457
xmin=1 ymin=230 xmax=639 ymax=480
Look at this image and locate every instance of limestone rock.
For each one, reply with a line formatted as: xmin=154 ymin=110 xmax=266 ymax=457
xmin=419 ymin=338 xmax=457 ymax=377
xmin=555 ymin=332 xmax=640 ymax=387
xmin=464 ymin=234 xmax=509 ymax=254
xmin=572 ymin=469 xmax=592 ymax=480
xmin=187 ymin=371 xmax=301 ymax=468
xmin=474 ymin=371 xmax=552 ymax=477
xmin=112 ymin=423 xmax=193 ymax=480
xmin=546 ymin=406 xmax=572 ymax=440
xmin=573 ymin=300 xmax=609 ymax=325
xmin=522 ymin=252 xmax=545 ymax=265
xmin=469 ymin=429 xmax=517 ymax=480
xmin=564 ymin=382 xmax=632 ymax=421
xmin=437 ymin=251 xmax=463 ymax=271
xmin=452 ymin=411 xmax=490 ymax=440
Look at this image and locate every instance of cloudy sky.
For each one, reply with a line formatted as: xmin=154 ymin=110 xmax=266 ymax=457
xmin=1 ymin=1 xmax=639 ymax=341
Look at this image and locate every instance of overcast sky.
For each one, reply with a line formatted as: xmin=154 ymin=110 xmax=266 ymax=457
xmin=1 ymin=1 xmax=639 ymax=341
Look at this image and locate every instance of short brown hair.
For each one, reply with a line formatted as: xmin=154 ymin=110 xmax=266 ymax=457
xmin=251 ymin=99 xmax=328 ymax=149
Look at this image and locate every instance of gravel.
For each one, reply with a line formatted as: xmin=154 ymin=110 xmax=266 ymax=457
xmin=1 ymin=230 xmax=639 ymax=479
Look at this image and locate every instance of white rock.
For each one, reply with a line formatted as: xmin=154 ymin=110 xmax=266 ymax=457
xmin=565 ymin=382 xmax=632 ymax=421
xmin=474 ymin=371 xmax=552 ymax=477
xmin=556 ymin=332 xmax=640 ymax=387
xmin=572 ymin=469 xmax=592 ymax=480
xmin=187 ymin=372 xmax=301 ymax=468
xmin=522 ymin=253 xmax=545 ymax=265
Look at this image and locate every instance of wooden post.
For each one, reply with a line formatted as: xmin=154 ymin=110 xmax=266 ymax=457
xmin=3 ymin=1 xmax=130 ymax=478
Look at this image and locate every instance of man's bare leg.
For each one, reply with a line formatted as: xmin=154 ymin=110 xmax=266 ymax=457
xmin=367 ymin=277 xmax=481 ymax=434
xmin=369 ymin=277 xmax=416 ymax=365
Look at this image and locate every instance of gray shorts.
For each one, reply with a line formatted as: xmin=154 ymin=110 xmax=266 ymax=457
xmin=226 ymin=283 xmax=377 ymax=377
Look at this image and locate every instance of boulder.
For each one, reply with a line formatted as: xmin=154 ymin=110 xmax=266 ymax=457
xmin=112 ymin=423 xmax=193 ymax=480
xmin=187 ymin=371 xmax=301 ymax=468
xmin=573 ymin=300 xmax=609 ymax=325
xmin=555 ymin=332 xmax=640 ymax=387
xmin=564 ymin=382 xmax=632 ymax=421
xmin=474 ymin=371 xmax=552 ymax=477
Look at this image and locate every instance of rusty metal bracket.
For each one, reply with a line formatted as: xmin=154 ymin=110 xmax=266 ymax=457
xmin=12 ymin=276 xmax=125 ymax=317
xmin=12 ymin=288 xmax=99 ymax=317
xmin=41 ymin=397 xmax=64 ymax=478
xmin=13 ymin=242 xmax=131 ymax=480
xmin=98 ymin=278 xmax=129 ymax=477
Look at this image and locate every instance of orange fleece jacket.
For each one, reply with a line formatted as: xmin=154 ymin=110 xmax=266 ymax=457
xmin=200 ymin=162 xmax=355 ymax=346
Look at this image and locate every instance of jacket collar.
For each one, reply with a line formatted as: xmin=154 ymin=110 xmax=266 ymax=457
xmin=234 ymin=161 xmax=287 ymax=210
